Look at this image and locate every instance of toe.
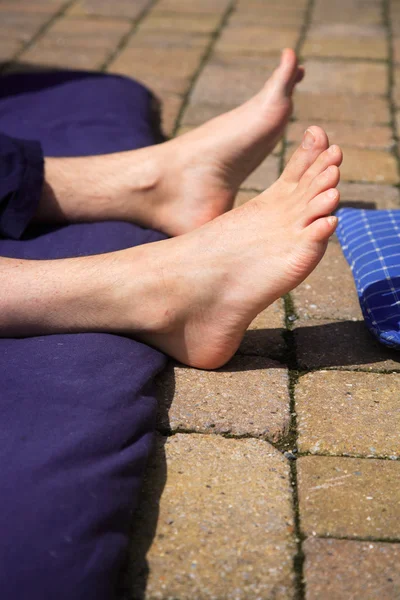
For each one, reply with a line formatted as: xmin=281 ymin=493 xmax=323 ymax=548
xmin=304 ymin=164 xmax=340 ymax=201
xmin=297 ymin=144 xmax=343 ymax=192
xmin=301 ymin=188 xmax=340 ymax=227
xmin=306 ymin=215 xmax=338 ymax=243
xmin=280 ymin=126 xmax=330 ymax=185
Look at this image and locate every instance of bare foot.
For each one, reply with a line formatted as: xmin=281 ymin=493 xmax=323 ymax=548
xmin=135 ymin=126 xmax=342 ymax=369
xmin=153 ymin=48 xmax=304 ymax=235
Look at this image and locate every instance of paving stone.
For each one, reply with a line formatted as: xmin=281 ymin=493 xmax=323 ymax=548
xmin=41 ymin=17 xmax=131 ymax=49
xmin=0 ymin=12 xmax=49 ymax=42
xmin=287 ymin=120 xmax=394 ymax=151
xmin=294 ymin=91 xmax=390 ymax=125
xmin=340 ymin=147 xmax=399 ymax=184
xmin=294 ymin=319 xmax=400 ymax=371
xmin=312 ymin=0 xmax=383 ymax=26
xmin=109 ymin=45 xmax=204 ymax=97
xmin=298 ymin=456 xmax=400 ymax=539
xmin=215 ymin=25 xmax=299 ymax=56
xmin=234 ymin=189 xmax=256 ymax=207
xmin=126 ymin=29 xmax=210 ymax=50
xmin=182 ymin=101 xmax=235 ymax=125
xmin=68 ymin=0 xmax=151 ymax=19
xmin=152 ymin=0 xmax=231 ymax=14
xmin=303 ymin=24 xmax=388 ymax=60
xmin=190 ymin=60 xmax=274 ymax=106
xmin=0 ymin=39 xmax=21 ymax=63
xmin=18 ymin=45 xmax=108 ymax=70
xmin=338 ymin=182 xmax=400 ymax=210
xmin=238 ymin=302 xmax=286 ymax=359
xmin=156 ymin=355 xmax=290 ymax=441
xmin=158 ymin=93 xmax=184 ymax=136
xmin=296 ymin=371 xmax=400 ymax=458
xmin=242 ymin=155 xmax=280 ymax=191
xmin=128 ymin=434 xmax=296 ymax=599
xmin=0 ymin=0 xmax=65 ymax=13
xmin=292 ymin=242 xmax=362 ymax=321
xmin=228 ymin=7 xmax=305 ymax=27
xmin=139 ymin=12 xmax=221 ymax=34
xmin=393 ymin=37 xmax=400 ymax=64
xmin=110 ymin=45 xmax=204 ymax=80
xmin=304 ymin=538 xmax=400 ymax=600
xmin=299 ymin=60 xmax=388 ymax=96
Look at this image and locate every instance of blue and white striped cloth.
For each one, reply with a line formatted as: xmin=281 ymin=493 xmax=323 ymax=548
xmin=336 ymin=208 xmax=400 ymax=349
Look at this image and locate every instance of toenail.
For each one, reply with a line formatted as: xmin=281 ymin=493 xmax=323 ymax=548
xmin=329 ymin=144 xmax=339 ymax=154
xmin=327 ymin=188 xmax=338 ymax=198
xmin=302 ymin=129 xmax=315 ymax=150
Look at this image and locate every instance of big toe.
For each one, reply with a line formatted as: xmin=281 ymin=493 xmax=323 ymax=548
xmin=280 ymin=126 xmax=330 ymax=185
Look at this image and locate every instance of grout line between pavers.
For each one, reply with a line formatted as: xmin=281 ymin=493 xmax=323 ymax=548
xmin=171 ymin=0 xmax=237 ymax=137
xmin=308 ymin=533 xmax=400 ymax=544
xmin=0 ymin=0 xmax=76 ymax=74
xmin=284 ymin=1 xmax=316 ymax=598
xmin=100 ymin=0 xmax=161 ymax=72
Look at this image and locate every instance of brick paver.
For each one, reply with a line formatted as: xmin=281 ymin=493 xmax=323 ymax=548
xmin=303 ymin=538 xmax=400 ymax=600
xmin=298 ymin=456 xmax=400 ymax=539
xmin=156 ymin=356 xmax=290 ymax=441
xmin=296 ymin=371 xmax=400 ymax=457
xmin=5 ymin=0 xmax=400 ymax=597
xmin=127 ymin=434 xmax=296 ymax=599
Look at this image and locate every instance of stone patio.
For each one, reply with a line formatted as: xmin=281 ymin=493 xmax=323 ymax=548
xmin=2 ymin=0 xmax=400 ymax=598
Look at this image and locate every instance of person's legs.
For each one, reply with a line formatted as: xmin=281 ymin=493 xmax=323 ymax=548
xmin=0 ymin=127 xmax=342 ymax=369
xmin=35 ymin=49 xmax=303 ymax=236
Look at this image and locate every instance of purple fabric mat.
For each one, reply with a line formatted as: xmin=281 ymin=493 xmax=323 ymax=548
xmin=0 ymin=71 xmax=167 ymax=600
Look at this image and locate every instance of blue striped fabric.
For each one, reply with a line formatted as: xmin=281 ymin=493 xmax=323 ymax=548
xmin=336 ymin=208 xmax=400 ymax=349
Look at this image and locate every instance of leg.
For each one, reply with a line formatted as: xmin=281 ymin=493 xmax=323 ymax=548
xmin=36 ymin=50 xmax=303 ymax=236
xmin=1 ymin=127 xmax=342 ymax=369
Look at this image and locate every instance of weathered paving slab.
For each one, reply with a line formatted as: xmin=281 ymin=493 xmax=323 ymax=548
xmin=303 ymin=537 xmax=400 ymax=600
xmin=337 ymin=182 xmax=400 ymax=210
xmin=296 ymin=371 xmax=400 ymax=458
xmin=156 ymin=355 xmax=290 ymax=442
xmin=298 ymin=456 xmax=400 ymax=539
xmin=292 ymin=241 xmax=362 ymax=321
xmin=294 ymin=319 xmax=400 ymax=372
xmin=299 ymin=60 xmax=388 ymax=96
xmin=128 ymin=434 xmax=296 ymax=599
xmin=294 ymin=91 xmax=390 ymax=125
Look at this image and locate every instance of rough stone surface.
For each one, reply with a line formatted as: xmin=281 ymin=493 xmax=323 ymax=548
xmin=238 ymin=300 xmax=286 ymax=359
xmin=156 ymin=356 xmax=290 ymax=442
xmin=299 ymin=60 xmax=388 ymax=96
xmin=68 ymin=0 xmax=151 ymax=18
xmin=340 ymin=147 xmax=399 ymax=184
xmin=287 ymin=120 xmax=394 ymax=151
xmin=128 ymin=434 xmax=296 ymax=599
xmin=304 ymin=538 xmax=400 ymax=600
xmin=242 ymin=155 xmax=280 ymax=191
xmin=190 ymin=58 xmax=276 ymax=106
xmin=337 ymin=182 xmax=400 ymax=210
xmin=296 ymin=371 xmax=400 ymax=458
xmin=140 ymin=13 xmax=221 ymax=34
xmin=312 ymin=0 xmax=383 ymax=26
xmin=294 ymin=319 xmax=400 ymax=372
xmin=292 ymin=241 xmax=362 ymax=321
xmin=294 ymin=92 xmax=390 ymax=125
xmin=303 ymin=24 xmax=388 ymax=60
xmin=298 ymin=456 xmax=400 ymax=539
xmin=215 ymin=25 xmax=299 ymax=56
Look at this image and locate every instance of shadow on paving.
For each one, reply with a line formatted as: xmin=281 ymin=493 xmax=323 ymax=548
xmin=294 ymin=319 xmax=400 ymax=369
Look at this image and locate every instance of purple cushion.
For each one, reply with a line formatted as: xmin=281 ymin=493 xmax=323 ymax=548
xmin=0 ymin=71 xmax=167 ymax=600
